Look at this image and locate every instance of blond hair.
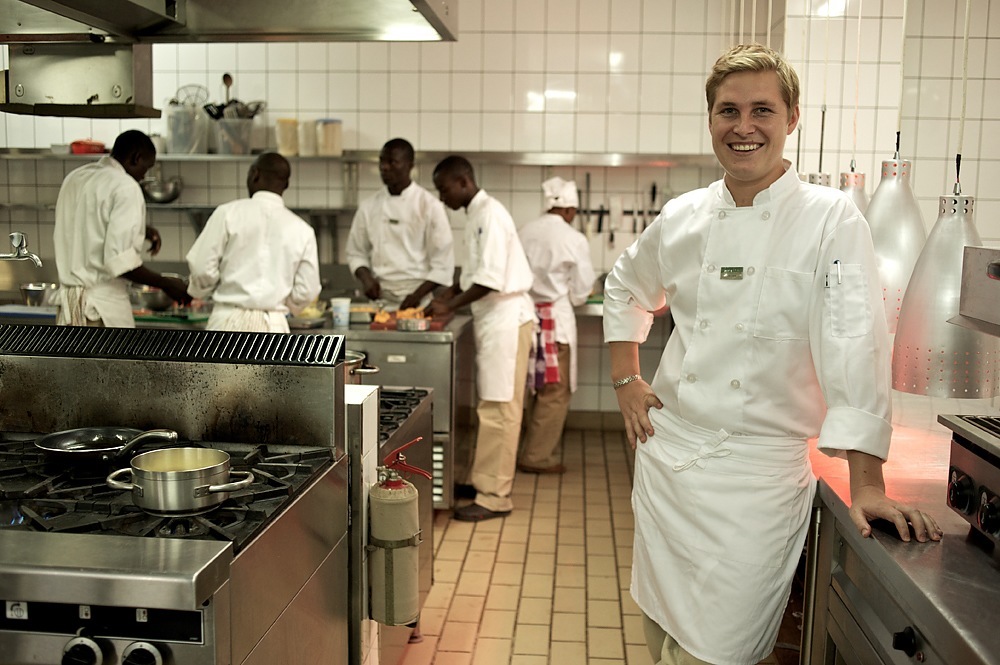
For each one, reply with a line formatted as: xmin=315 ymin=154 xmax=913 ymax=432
xmin=705 ymin=44 xmax=799 ymax=114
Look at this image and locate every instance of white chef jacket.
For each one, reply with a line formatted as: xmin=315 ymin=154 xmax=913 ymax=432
xmin=462 ymin=189 xmax=536 ymax=402
xmin=186 ymin=191 xmax=321 ymax=330
xmin=604 ymin=164 xmax=892 ymax=665
xmin=518 ymin=212 xmax=595 ymax=391
xmin=345 ymin=182 xmax=454 ymax=306
xmin=53 ymin=156 xmax=147 ymax=327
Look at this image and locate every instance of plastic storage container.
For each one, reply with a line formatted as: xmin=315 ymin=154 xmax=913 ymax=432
xmin=316 ymin=119 xmax=343 ymax=157
xmin=275 ymin=118 xmax=299 ymax=156
xmin=216 ymin=118 xmax=253 ymax=155
xmin=165 ymin=105 xmax=208 ymax=153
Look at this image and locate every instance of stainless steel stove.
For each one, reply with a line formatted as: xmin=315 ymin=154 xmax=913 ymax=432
xmin=0 ymin=324 xmax=349 ymax=665
xmin=939 ymin=414 xmax=1000 ymax=551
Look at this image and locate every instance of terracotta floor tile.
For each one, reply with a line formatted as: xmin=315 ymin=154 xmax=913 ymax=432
xmin=587 ymin=554 xmax=618 ymax=577
xmin=622 ymin=612 xmax=646 ymax=645
xmin=588 ymin=599 xmax=622 ymax=628
xmin=557 ymin=544 xmax=586 ymax=566
xmin=527 ymin=532 xmax=557 ymax=553
xmin=519 ymin=573 xmax=554 ymax=598
xmin=478 ymin=609 xmax=516 ymax=639
xmin=553 ymin=586 xmax=587 ymax=613
xmin=423 ymin=582 xmax=455 ymax=609
xmin=549 ymin=640 xmax=588 ymax=661
xmin=620 ymin=593 xmax=642 ymax=616
xmin=484 ymin=584 xmax=521 ymax=611
xmin=467 ymin=531 xmax=501 ymax=552
xmin=554 ymin=565 xmax=587 ymax=589
xmin=447 ymin=594 xmax=486 ymax=624
xmin=588 ymin=627 xmax=626 ymax=659
xmin=456 ymin=571 xmax=492 ymax=596
xmin=586 ymin=575 xmax=621 ymax=601
xmin=433 ymin=652 xmax=473 ymax=665
xmin=434 ymin=559 xmax=462 ymax=584
xmin=437 ymin=539 xmax=470 ymax=561
xmin=437 ymin=621 xmax=478 ymax=653
xmin=529 ymin=516 xmax=558 ymax=534
xmin=551 ymin=611 xmax=587 ymax=642
xmin=491 ymin=561 xmax=525 ymax=586
xmin=500 ymin=524 xmax=530 ymax=544
xmin=512 ymin=623 xmax=550 ymax=655
xmin=398 ymin=635 xmax=439 ymax=665
xmin=586 ymin=535 xmax=616 ymax=556
xmin=625 ymin=643 xmax=654 ymax=665
xmin=509 ymin=656 xmax=548 ymax=665
xmin=590 ymin=659 xmax=628 ymax=665
xmin=516 ymin=596 xmax=552 ymax=625
xmin=524 ymin=551 xmax=555 ymax=575
xmin=464 ymin=549 xmax=498 ymax=573
xmin=419 ymin=607 xmax=447 ymax=636
xmin=471 ymin=637 xmax=512 ymax=665
xmin=496 ymin=541 xmax=528 ymax=563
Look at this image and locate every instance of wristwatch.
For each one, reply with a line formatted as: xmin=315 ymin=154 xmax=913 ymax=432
xmin=612 ymin=374 xmax=641 ymax=389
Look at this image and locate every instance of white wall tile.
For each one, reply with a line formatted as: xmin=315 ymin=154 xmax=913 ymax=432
xmin=328 ymin=72 xmax=360 ymax=110
xmin=452 ymin=73 xmax=484 ymax=112
xmin=420 ymin=73 xmax=452 ymax=112
xmin=674 ymin=1 xmax=708 ymax=33
xmin=610 ymin=0 xmax=642 ymax=33
xmin=357 ymin=112 xmax=389 ymax=150
xmin=482 ymin=73 xmax=515 ymax=112
xmin=546 ymin=33 xmax=579 ymax=72
xmin=575 ymin=114 xmax=607 ymax=152
xmin=459 ymin=0 xmax=484 ymax=32
xmin=607 ymin=113 xmax=638 ymax=152
xmin=640 ymin=34 xmax=673 ymax=73
xmin=514 ymin=72 xmax=546 ymax=112
xmin=544 ymin=113 xmax=576 ymax=151
xmin=608 ymin=34 xmax=641 ymax=73
xmin=576 ymin=73 xmax=609 ymax=113
xmin=513 ymin=113 xmax=544 ymax=151
xmin=514 ymin=33 xmax=547 ymax=72
xmin=296 ymin=44 xmax=328 ymax=73
xmin=451 ymin=33 xmax=484 ymax=72
xmin=327 ymin=43 xmax=359 ymax=71
xmin=579 ymin=0 xmax=611 ymax=33
xmin=297 ymin=73 xmax=329 ymax=111
xmin=420 ymin=43 xmax=451 ymax=72
xmin=358 ymin=43 xmax=390 ymax=71
xmin=177 ymin=44 xmax=209 ymax=72
xmin=639 ymin=73 xmax=671 ymax=113
xmin=451 ymin=113 xmax=483 ymax=151
xmin=515 ymin=0 xmax=547 ymax=31
xmin=419 ymin=112 xmax=451 ymax=150
xmin=359 ymin=73 xmax=389 ymax=110
xmin=670 ymin=114 xmax=705 ymax=154
xmin=389 ymin=43 xmax=421 ymax=73
xmin=483 ymin=33 xmax=516 ymax=71
xmin=484 ymin=0 xmax=515 ymax=32
xmin=577 ymin=33 xmax=611 ymax=72
xmin=638 ymin=114 xmax=671 ymax=152
xmin=608 ymin=73 xmax=640 ymax=113
xmin=548 ymin=0 xmax=580 ymax=32
xmin=388 ymin=112 xmax=420 ymax=146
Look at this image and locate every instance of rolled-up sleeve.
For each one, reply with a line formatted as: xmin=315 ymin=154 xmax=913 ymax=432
xmin=103 ymin=185 xmax=146 ymax=277
xmin=810 ymin=214 xmax=893 ymax=460
xmin=603 ymin=217 xmax=667 ymax=343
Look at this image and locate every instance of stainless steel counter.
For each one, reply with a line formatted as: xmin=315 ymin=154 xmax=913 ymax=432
xmin=806 ymin=427 xmax=1000 ymax=664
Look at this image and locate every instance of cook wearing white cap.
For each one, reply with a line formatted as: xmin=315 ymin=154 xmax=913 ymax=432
xmin=517 ymin=176 xmax=595 ymax=474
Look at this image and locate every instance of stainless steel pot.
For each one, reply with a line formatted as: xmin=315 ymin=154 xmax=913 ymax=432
xmin=35 ymin=428 xmax=178 ymax=463
xmin=106 ymin=447 xmax=254 ymax=514
xmin=344 ymin=349 xmax=379 ymax=385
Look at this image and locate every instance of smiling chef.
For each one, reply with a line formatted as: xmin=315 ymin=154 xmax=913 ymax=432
xmin=603 ymin=44 xmax=943 ymax=665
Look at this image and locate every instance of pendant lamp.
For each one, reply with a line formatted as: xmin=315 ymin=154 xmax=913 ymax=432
xmin=892 ymin=189 xmax=999 ymax=398
xmin=840 ymin=170 xmax=868 ymax=213
xmin=865 ymin=152 xmax=926 ymax=334
xmin=808 ymin=173 xmax=831 ymax=186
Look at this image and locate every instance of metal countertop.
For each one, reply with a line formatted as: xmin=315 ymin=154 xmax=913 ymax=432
xmin=810 ymin=426 xmax=1000 ymax=664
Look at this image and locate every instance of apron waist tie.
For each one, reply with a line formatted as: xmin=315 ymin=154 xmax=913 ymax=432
xmin=671 ymin=428 xmax=732 ymax=471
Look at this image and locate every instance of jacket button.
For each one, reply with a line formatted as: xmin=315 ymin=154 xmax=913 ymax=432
xmin=719 ymin=211 xmax=727 ymax=219
xmin=746 ymin=266 xmax=756 ymax=275
xmin=699 ymin=320 xmax=709 ymax=329
xmin=762 ymin=211 xmax=771 ymax=220
xmin=686 ymin=373 xmax=697 ymax=383
xmin=706 ymin=264 xmax=716 ymax=273
xmin=735 ymin=323 xmax=745 ymax=332
xmin=730 ymin=379 xmax=741 ymax=389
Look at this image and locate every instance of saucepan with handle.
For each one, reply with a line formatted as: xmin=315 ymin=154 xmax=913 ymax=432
xmin=107 ymin=447 xmax=255 ymax=515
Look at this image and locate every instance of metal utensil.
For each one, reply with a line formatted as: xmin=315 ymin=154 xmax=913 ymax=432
xmin=223 ymin=72 xmax=233 ymax=104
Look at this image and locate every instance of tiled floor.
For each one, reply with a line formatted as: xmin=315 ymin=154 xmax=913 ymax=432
xmin=398 ymin=429 xmax=788 ymax=665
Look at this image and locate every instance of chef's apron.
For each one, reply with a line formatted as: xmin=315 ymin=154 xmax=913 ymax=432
xmin=207 ymin=304 xmax=290 ymax=333
xmin=549 ymin=293 xmax=579 ymax=392
xmin=57 ymin=280 xmax=134 ymax=328
xmin=631 ymin=407 xmax=816 ymax=665
xmin=472 ymin=292 xmax=534 ymax=402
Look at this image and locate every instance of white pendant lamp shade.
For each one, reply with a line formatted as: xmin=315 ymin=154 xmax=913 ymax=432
xmin=808 ymin=173 xmax=831 ymax=186
xmin=840 ymin=171 xmax=869 ymax=214
xmin=865 ymin=159 xmax=927 ymax=333
xmin=892 ymin=194 xmax=999 ymax=398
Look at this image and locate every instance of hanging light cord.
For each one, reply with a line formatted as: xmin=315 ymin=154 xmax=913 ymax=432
xmin=766 ymin=0 xmax=772 ymax=47
xmin=751 ymin=0 xmax=757 ymax=42
xmin=895 ymin=0 xmax=909 ymax=158
xmin=851 ymin=0 xmax=864 ymax=170
xmin=818 ymin=3 xmax=831 ymax=173
xmin=955 ymin=0 xmax=971 ymax=194
xmin=740 ymin=0 xmax=746 ymax=42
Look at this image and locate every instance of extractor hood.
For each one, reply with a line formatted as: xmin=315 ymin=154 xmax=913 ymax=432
xmin=0 ymin=0 xmax=457 ymax=118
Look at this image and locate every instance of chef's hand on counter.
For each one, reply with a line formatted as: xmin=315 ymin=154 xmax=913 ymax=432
xmin=400 ymin=280 xmax=441 ymax=310
xmin=354 ymin=267 xmax=382 ymax=300
xmin=145 ymin=226 xmax=162 ymax=256
xmin=424 ymin=283 xmax=491 ymax=318
xmin=847 ymin=451 xmax=944 ymax=543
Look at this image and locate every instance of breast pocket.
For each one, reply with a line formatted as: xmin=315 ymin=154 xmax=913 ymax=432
xmin=753 ymin=267 xmax=814 ymax=340
xmin=824 ymin=262 xmax=873 ymax=338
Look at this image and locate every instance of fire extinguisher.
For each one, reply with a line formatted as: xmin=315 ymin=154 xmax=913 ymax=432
xmin=368 ymin=436 xmax=431 ymax=627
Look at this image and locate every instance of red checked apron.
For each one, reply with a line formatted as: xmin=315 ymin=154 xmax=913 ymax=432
xmin=630 ymin=407 xmax=816 ymax=665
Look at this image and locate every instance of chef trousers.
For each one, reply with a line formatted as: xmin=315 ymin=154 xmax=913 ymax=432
xmin=642 ymin=613 xmax=712 ymax=665
xmin=519 ymin=342 xmax=571 ymax=469
xmin=470 ymin=320 xmax=533 ymax=513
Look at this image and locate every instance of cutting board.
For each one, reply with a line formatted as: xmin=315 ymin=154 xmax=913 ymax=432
xmin=370 ymin=312 xmax=453 ymax=331
xmin=133 ymin=309 xmax=210 ymax=324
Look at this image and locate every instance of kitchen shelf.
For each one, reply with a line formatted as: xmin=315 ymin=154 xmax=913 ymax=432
xmin=0 ymin=148 xmax=719 ymax=169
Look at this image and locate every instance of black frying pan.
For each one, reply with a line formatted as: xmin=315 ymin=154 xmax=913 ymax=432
xmin=34 ymin=428 xmax=178 ymax=463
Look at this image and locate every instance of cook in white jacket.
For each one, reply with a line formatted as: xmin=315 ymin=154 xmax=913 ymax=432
xmin=517 ymin=176 xmax=595 ymax=474
xmin=605 ymin=45 xmax=942 ymax=665
xmin=429 ymin=155 xmax=536 ymax=522
xmin=53 ymin=130 xmax=191 ymax=327
xmin=345 ymin=138 xmax=454 ymax=310
xmin=186 ymin=152 xmax=321 ymax=333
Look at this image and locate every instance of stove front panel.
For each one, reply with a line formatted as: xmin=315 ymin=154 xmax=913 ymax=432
xmin=940 ymin=415 xmax=1000 ymax=549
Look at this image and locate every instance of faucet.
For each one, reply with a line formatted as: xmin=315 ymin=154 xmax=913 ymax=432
xmin=0 ymin=232 xmax=43 ymax=267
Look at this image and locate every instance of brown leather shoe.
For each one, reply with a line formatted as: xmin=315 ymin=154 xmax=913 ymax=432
xmin=516 ymin=462 xmax=566 ymax=475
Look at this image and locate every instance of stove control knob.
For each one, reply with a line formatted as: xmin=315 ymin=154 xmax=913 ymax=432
xmin=892 ymin=626 xmax=918 ymax=657
xmin=948 ymin=471 xmax=974 ymax=513
xmin=978 ymin=493 xmax=1000 ymax=535
xmin=62 ymin=637 xmax=104 ymax=665
xmin=122 ymin=642 xmax=163 ymax=665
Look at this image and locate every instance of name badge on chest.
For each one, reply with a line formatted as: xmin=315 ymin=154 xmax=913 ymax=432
xmin=720 ymin=266 xmax=744 ymax=280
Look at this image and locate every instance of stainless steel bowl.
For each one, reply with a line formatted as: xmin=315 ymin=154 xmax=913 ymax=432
xmin=130 ymin=273 xmax=185 ymax=311
xmin=141 ymin=176 xmax=183 ymax=204
xmin=397 ymin=317 xmax=431 ymax=332
xmin=19 ymin=282 xmax=59 ymax=307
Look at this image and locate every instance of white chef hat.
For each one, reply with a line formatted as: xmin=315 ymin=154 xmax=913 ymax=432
xmin=542 ymin=176 xmax=579 ymax=209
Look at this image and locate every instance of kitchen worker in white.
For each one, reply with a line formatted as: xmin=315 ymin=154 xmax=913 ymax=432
xmin=428 ymin=155 xmax=535 ymax=522
xmin=54 ymin=130 xmax=191 ymax=327
xmin=186 ymin=152 xmax=321 ymax=333
xmin=517 ymin=176 xmax=595 ymax=474
xmin=604 ymin=44 xmax=942 ymax=665
xmin=346 ymin=138 xmax=454 ymax=309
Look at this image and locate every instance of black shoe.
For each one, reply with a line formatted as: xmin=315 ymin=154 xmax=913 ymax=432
xmin=452 ymin=503 xmax=511 ymax=522
xmin=454 ymin=483 xmax=477 ymax=500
